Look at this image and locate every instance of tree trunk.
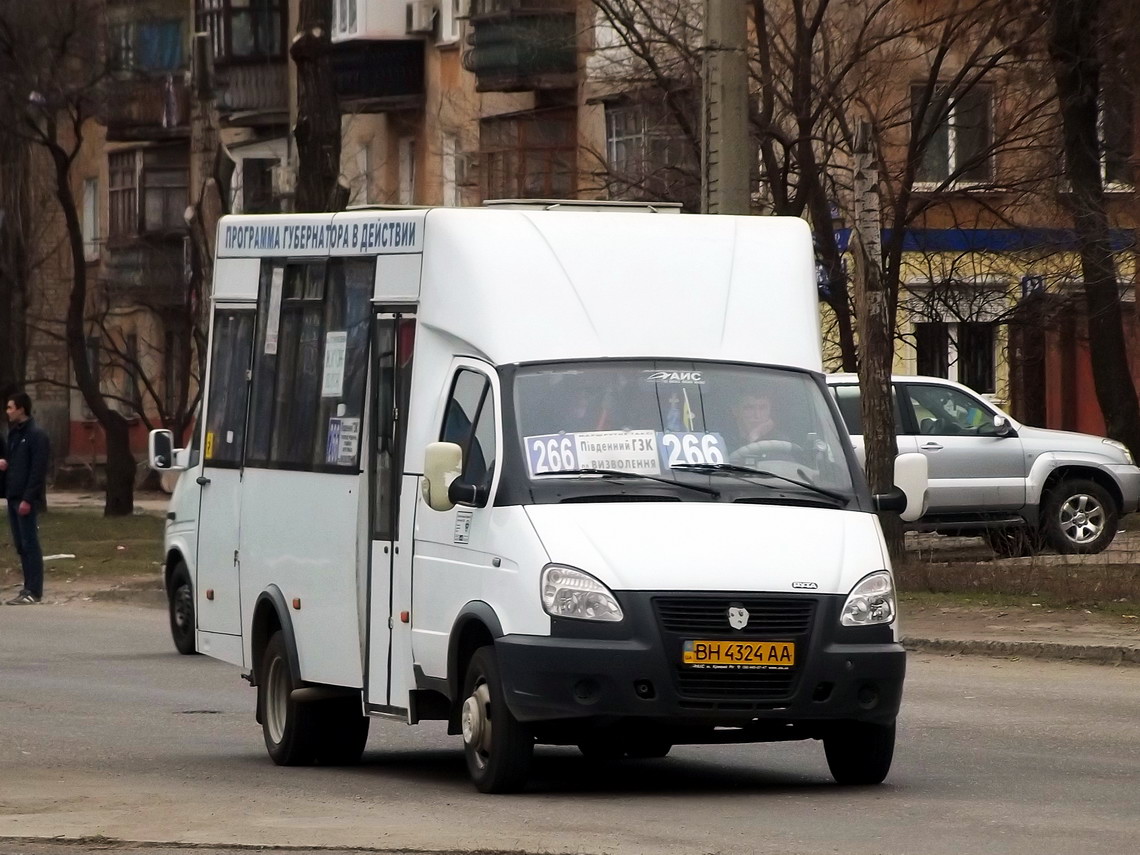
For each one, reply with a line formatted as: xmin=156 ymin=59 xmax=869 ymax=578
xmin=1049 ymin=0 xmax=1140 ymax=456
xmin=0 ymin=125 xmax=30 ymax=399
xmin=47 ymin=121 xmax=135 ymax=515
xmin=291 ymin=0 xmax=347 ymax=213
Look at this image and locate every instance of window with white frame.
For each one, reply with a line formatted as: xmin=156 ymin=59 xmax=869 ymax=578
xmin=1100 ymin=72 xmax=1133 ymax=187
xmin=605 ymin=98 xmax=696 ymax=201
xmin=915 ymin=321 xmax=996 ymax=394
xmin=441 ymin=134 xmax=458 ymax=206
xmin=912 ymin=84 xmax=993 ymax=184
xmin=332 ymin=0 xmax=359 ymax=38
xmin=398 ymin=137 xmax=416 ymax=204
xmin=82 ymin=178 xmax=100 ymax=262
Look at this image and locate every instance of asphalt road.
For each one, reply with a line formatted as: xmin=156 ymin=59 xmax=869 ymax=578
xmin=1 ymin=603 xmax=1138 ymax=855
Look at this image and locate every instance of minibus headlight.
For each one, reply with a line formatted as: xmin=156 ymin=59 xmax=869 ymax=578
xmin=840 ymin=571 xmax=896 ymax=627
xmin=540 ymin=565 xmax=624 ymax=622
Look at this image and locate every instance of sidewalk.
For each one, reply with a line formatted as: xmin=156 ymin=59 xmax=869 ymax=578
xmin=40 ymin=490 xmax=1140 ymax=666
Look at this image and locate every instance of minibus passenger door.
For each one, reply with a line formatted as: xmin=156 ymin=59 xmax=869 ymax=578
xmin=195 ymin=309 xmax=255 ymax=639
xmin=366 ymin=314 xmax=416 ymax=712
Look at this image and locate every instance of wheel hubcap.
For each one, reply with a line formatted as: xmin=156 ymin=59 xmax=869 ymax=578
xmin=265 ymin=657 xmax=288 ymax=744
xmin=462 ymin=682 xmax=492 ymax=768
xmin=173 ymin=584 xmax=192 ymax=630
xmin=1059 ymin=494 xmax=1105 ymax=544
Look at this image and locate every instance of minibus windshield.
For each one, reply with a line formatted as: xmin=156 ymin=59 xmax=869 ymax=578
xmin=510 ymin=361 xmax=856 ymax=502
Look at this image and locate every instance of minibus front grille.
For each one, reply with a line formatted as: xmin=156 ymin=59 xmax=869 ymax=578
xmin=653 ymin=596 xmax=816 ymax=635
xmin=674 ymin=669 xmax=798 ymax=701
xmin=652 ymin=596 xmax=816 ymax=704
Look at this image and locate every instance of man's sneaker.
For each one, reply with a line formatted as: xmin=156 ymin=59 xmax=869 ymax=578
xmin=6 ymin=592 xmax=40 ymax=605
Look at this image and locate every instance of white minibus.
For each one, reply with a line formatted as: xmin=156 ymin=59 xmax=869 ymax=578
xmin=150 ymin=205 xmax=926 ymax=792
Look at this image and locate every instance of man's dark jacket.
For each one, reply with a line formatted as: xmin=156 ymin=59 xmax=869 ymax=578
xmin=5 ymin=418 xmax=49 ymax=506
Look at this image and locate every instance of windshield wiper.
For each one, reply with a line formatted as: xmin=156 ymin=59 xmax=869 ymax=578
xmin=670 ymin=463 xmax=848 ymax=506
xmin=535 ymin=468 xmax=720 ymax=497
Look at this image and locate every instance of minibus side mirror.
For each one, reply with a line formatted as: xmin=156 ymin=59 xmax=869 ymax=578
xmin=423 ymin=441 xmax=463 ymax=512
xmin=875 ymin=451 xmax=928 ymax=522
xmin=148 ymin=429 xmax=183 ymax=472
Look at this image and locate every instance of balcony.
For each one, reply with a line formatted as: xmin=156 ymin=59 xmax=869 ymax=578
xmin=330 ymin=40 xmax=425 ymax=112
xmin=463 ymin=0 xmax=577 ymax=93
xmin=102 ymin=237 xmax=187 ymax=309
xmin=101 ymin=75 xmax=191 ymax=142
xmin=215 ymin=63 xmax=290 ymax=125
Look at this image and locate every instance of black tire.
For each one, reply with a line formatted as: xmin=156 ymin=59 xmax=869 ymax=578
xmin=823 ymin=721 xmax=896 ymax=786
xmin=259 ymin=631 xmax=320 ymax=766
xmin=984 ymin=527 xmax=1044 ymax=558
xmin=314 ymin=697 xmax=370 ymax=766
xmin=1042 ymin=478 xmax=1118 ymax=554
xmin=167 ymin=562 xmax=198 ymax=656
xmin=461 ymin=646 xmax=533 ymax=793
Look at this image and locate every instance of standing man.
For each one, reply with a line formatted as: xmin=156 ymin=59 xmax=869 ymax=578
xmin=1 ymin=392 xmax=49 ymax=604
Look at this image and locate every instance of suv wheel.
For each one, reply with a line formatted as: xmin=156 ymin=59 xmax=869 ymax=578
xmin=1042 ymin=478 xmax=1118 ymax=554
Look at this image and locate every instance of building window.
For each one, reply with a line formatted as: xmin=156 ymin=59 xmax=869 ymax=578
xmin=915 ymin=320 xmax=995 ymax=394
xmin=108 ymin=152 xmax=138 ymax=239
xmin=399 ymin=137 xmax=416 ymax=205
xmin=196 ymin=0 xmax=285 ymax=62
xmin=1100 ymin=75 xmax=1133 ymax=187
xmin=605 ymin=99 xmax=695 ymax=202
xmin=912 ymin=84 xmax=993 ymax=184
xmin=239 ymin=158 xmax=279 ymax=213
xmin=82 ymin=178 xmax=100 ymax=262
xmin=441 ymin=134 xmax=458 ymax=206
xmin=333 ymin=0 xmax=359 ymax=38
xmin=108 ymin=148 xmax=189 ymax=239
xmin=481 ymin=110 xmax=576 ymax=200
xmin=109 ymin=19 xmax=185 ymax=72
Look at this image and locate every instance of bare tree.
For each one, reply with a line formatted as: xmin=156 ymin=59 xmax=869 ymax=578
xmin=292 ymin=0 xmax=348 ymax=212
xmin=1045 ymin=0 xmax=1140 ymax=455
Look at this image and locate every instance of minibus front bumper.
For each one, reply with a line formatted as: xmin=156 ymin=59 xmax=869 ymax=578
xmin=494 ymin=592 xmax=905 ymax=729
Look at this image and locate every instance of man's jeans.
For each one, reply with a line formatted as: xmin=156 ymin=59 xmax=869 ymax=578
xmin=7 ymin=499 xmax=43 ymax=599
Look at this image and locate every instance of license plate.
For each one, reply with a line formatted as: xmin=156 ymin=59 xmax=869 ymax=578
xmin=682 ymin=640 xmax=795 ymax=669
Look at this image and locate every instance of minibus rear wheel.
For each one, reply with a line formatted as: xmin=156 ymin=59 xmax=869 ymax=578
xmin=167 ymin=561 xmax=198 ymax=656
xmin=259 ymin=631 xmax=320 ymax=765
xmin=823 ymin=720 xmax=895 ymax=785
xmin=461 ymin=646 xmax=533 ymax=793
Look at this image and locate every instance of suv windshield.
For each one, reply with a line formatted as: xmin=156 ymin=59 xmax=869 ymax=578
xmin=507 ymin=360 xmax=856 ymax=504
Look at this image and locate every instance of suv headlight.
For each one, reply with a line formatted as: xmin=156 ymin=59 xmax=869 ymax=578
xmin=840 ymin=571 xmax=896 ymax=627
xmin=540 ymin=564 xmax=624 ymax=622
xmin=1102 ymin=438 xmax=1134 ymax=465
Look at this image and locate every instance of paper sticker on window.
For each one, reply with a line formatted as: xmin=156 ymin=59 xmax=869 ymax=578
xmin=327 ymin=417 xmax=361 ymax=466
xmin=525 ymin=430 xmax=661 ymax=477
xmin=321 ymin=331 xmax=347 ymax=398
xmin=205 ymin=431 xmax=214 ymax=459
xmin=264 ymin=267 xmax=283 ymax=355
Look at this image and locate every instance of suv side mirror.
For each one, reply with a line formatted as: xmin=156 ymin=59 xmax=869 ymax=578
xmin=992 ymin=415 xmax=1014 ymax=438
xmin=874 ymin=452 xmax=928 ymax=522
xmin=148 ymin=429 xmax=182 ymax=471
xmin=422 ymin=441 xmax=462 ymax=511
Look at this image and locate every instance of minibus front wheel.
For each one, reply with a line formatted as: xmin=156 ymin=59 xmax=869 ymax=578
xmin=822 ymin=720 xmax=896 ymax=785
xmin=461 ymin=646 xmax=534 ymax=793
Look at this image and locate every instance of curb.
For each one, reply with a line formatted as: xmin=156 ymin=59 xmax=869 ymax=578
xmin=903 ymin=637 xmax=1140 ymax=666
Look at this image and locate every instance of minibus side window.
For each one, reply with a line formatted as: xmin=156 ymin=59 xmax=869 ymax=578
xmin=441 ymin=370 xmax=495 ymax=492
xmin=202 ymin=310 xmax=254 ymax=467
xmin=247 ymin=257 xmax=373 ymax=471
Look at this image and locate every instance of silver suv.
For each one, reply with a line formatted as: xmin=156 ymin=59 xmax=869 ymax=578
xmin=826 ymin=374 xmax=1140 ymax=555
